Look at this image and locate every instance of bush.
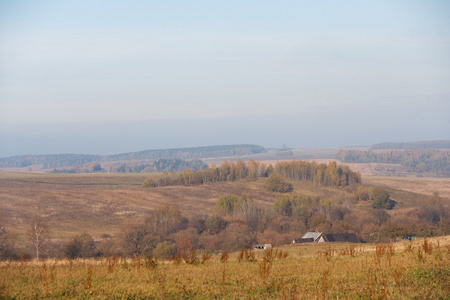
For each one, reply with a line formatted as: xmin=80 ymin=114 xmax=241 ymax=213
xmin=370 ymin=187 xmax=393 ymax=209
xmin=215 ymin=195 xmax=240 ymax=215
xmin=265 ymin=174 xmax=293 ymax=193
xmin=205 ymin=215 xmax=228 ymax=234
xmin=153 ymin=241 xmax=177 ymax=259
xmin=142 ymin=178 xmax=156 ymax=188
xmin=63 ymin=232 xmax=97 ymax=258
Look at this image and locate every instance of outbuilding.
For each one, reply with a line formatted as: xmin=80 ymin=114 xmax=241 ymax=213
xmin=253 ymin=244 xmax=272 ymax=250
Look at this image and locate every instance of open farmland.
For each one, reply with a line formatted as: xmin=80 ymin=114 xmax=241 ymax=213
xmin=363 ymin=176 xmax=450 ymax=199
xmin=0 ymin=172 xmax=277 ymax=239
xmin=1 ymin=236 xmax=449 ymax=299
xmin=1 ymin=169 xmax=445 ymax=242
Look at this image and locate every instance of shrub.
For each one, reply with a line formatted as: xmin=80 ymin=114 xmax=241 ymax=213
xmin=265 ymin=174 xmax=293 ymax=193
xmin=142 ymin=178 xmax=156 ymax=188
xmin=370 ymin=187 xmax=393 ymax=209
xmin=205 ymin=215 xmax=228 ymax=235
xmin=154 ymin=241 xmax=177 ymax=260
xmin=63 ymin=232 xmax=97 ymax=258
xmin=215 ymin=195 xmax=240 ymax=215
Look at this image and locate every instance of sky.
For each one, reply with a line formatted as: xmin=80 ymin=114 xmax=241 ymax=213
xmin=1 ymin=0 xmax=449 ymax=156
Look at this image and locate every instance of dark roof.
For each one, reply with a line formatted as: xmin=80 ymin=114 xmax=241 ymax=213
xmin=323 ymin=233 xmax=359 ymax=243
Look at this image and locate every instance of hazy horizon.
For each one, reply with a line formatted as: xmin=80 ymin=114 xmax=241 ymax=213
xmin=1 ymin=1 xmax=449 ymax=157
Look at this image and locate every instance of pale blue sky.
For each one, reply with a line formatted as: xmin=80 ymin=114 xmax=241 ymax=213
xmin=0 ymin=1 xmax=449 ymax=156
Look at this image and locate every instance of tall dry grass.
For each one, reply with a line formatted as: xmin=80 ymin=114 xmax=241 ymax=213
xmin=1 ymin=238 xmax=449 ymax=299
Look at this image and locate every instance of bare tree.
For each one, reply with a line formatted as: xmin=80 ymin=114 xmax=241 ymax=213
xmin=28 ymin=215 xmax=49 ymax=261
xmin=121 ymin=222 xmax=155 ymax=255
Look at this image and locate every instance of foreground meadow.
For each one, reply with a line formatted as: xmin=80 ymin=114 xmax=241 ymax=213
xmin=1 ymin=238 xmax=449 ymax=299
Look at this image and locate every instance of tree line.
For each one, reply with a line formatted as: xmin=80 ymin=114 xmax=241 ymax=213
xmin=0 ymin=154 xmax=102 ymax=169
xmin=52 ymin=158 xmax=208 ymax=174
xmin=143 ymin=159 xmax=361 ymax=188
xmin=105 ymin=144 xmax=265 ymax=162
xmin=336 ymin=149 xmax=450 ymax=177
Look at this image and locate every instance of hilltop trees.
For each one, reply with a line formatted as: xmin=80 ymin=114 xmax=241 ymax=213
xmin=143 ymin=159 xmax=361 ymax=189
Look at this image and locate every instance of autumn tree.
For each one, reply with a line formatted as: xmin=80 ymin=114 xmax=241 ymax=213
xmin=63 ymin=232 xmax=97 ymax=258
xmin=154 ymin=241 xmax=177 ymax=259
xmin=370 ymin=187 xmax=393 ymax=209
xmin=355 ymin=186 xmax=370 ymax=200
xmin=234 ymin=195 xmax=271 ymax=232
xmin=177 ymin=237 xmax=193 ymax=260
xmin=121 ymin=222 xmax=155 ymax=255
xmin=145 ymin=204 xmax=186 ymax=236
xmin=142 ymin=178 xmax=156 ymax=188
xmin=265 ymin=174 xmax=293 ymax=193
xmin=0 ymin=216 xmax=15 ymax=260
xmin=28 ymin=215 xmax=49 ymax=261
xmin=214 ymin=195 xmax=240 ymax=216
xmin=273 ymin=197 xmax=293 ymax=216
xmin=205 ymin=215 xmax=228 ymax=234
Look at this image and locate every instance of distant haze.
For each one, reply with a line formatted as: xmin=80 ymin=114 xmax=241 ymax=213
xmin=1 ymin=1 xmax=449 ymax=156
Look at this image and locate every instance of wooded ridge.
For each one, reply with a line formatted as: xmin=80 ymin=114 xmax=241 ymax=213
xmin=0 ymin=144 xmax=265 ymax=169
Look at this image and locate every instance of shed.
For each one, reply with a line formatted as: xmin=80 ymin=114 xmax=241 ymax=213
xmin=253 ymin=244 xmax=272 ymax=250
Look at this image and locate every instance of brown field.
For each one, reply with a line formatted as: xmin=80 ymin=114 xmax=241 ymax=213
xmin=0 ymin=172 xmax=277 ymax=240
xmin=363 ymin=176 xmax=450 ymax=199
xmin=1 ymin=170 xmax=447 ymax=241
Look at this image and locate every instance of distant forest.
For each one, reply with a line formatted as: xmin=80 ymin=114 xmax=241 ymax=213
xmin=0 ymin=144 xmax=264 ymax=169
xmin=371 ymin=140 xmax=450 ymax=150
xmin=51 ymin=159 xmax=209 ymax=174
xmin=105 ymin=144 xmax=264 ymax=162
xmin=337 ymin=149 xmax=450 ymax=177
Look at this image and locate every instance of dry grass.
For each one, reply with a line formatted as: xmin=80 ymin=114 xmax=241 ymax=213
xmin=0 ymin=172 xmax=277 ymax=239
xmin=1 ymin=171 xmax=445 ymax=240
xmin=363 ymin=176 xmax=450 ymax=199
xmin=1 ymin=237 xmax=449 ymax=299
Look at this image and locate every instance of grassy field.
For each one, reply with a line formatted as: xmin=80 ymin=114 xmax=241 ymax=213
xmin=1 ymin=236 xmax=449 ymax=299
xmin=0 ymin=172 xmax=278 ymax=240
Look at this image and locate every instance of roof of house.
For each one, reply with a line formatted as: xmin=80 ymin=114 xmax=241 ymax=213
xmin=301 ymin=232 xmax=323 ymax=240
xmin=323 ymin=233 xmax=359 ymax=243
